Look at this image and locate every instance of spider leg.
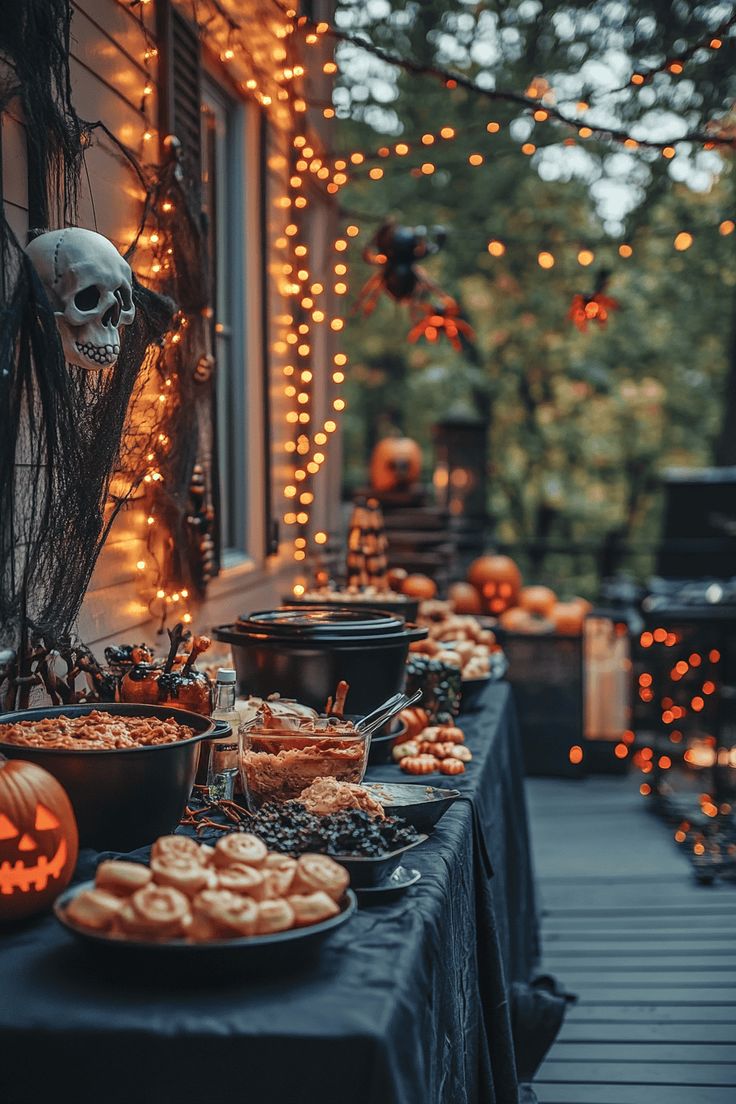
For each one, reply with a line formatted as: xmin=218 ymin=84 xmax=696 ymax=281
xmin=353 ymin=272 xmax=385 ymax=316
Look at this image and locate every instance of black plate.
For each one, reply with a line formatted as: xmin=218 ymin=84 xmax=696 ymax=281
xmin=355 ymin=866 xmax=421 ymax=899
xmin=362 ymin=783 xmax=461 ymax=833
xmin=331 ymin=835 xmax=427 ymax=888
xmin=54 ymin=881 xmax=357 ymax=972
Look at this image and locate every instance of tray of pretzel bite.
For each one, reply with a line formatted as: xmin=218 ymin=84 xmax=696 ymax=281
xmin=55 ymin=832 xmax=355 ymax=968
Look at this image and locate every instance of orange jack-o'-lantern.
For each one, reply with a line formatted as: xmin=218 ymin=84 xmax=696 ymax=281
xmin=370 ymin=437 xmax=423 ymax=493
xmin=448 ymin=582 xmax=482 ymax=615
xmin=467 ymin=555 xmax=522 ymax=614
xmin=550 ymin=601 xmax=586 ymax=636
xmin=519 ymin=586 xmax=557 ymax=619
xmin=402 ymin=573 xmax=437 ymax=600
xmin=0 ymin=757 xmax=78 ymax=921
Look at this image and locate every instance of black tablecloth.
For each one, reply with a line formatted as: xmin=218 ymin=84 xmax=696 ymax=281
xmin=0 ymin=683 xmax=538 ymax=1104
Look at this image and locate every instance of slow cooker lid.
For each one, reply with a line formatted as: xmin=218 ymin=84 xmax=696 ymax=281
xmin=236 ymin=606 xmax=407 ymax=638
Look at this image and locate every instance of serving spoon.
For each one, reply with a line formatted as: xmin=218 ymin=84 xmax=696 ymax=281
xmin=357 ymin=688 xmax=423 ymax=738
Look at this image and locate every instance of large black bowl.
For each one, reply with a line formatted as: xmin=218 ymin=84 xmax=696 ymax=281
xmin=215 ymin=606 xmax=427 ymax=715
xmin=0 ymin=704 xmax=215 ymax=851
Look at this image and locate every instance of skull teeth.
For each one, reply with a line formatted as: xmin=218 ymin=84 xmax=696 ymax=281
xmin=74 ymin=341 xmax=119 ymax=365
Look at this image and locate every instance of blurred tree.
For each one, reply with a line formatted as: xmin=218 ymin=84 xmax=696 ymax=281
xmin=332 ymin=0 xmax=736 ymax=593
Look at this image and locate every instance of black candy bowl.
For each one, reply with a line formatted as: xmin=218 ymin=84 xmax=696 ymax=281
xmin=215 ymin=606 xmax=427 ymax=715
xmin=0 ymin=703 xmax=215 ymax=851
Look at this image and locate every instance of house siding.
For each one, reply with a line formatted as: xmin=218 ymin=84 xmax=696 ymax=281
xmin=2 ymin=0 xmax=340 ymax=658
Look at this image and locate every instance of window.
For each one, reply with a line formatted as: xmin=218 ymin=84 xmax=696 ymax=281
xmin=201 ymin=79 xmax=247 ymax=558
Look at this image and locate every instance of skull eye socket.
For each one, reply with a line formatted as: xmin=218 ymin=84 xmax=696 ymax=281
xmin=35 ymin=804 xmax=59 ymax=831
xmin=74 ymin=285 xmax=101 ymax=311
xmin=0 ymin=813 xmax=19 ymax=839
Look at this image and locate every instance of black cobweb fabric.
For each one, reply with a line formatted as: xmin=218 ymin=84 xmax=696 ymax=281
xmin=124 ymin=153 xmax=219 ymax=597
xmin=0 ymin=0 xmax=173 ymax=658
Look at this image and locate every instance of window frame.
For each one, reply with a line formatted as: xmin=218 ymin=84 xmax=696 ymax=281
xmin=200 ymin=74 xmax=249 ymax=562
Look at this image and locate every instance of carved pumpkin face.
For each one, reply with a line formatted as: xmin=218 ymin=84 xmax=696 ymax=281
xmin=370 ymin=437 xmax=423 ymax=493
xmin=468 ymin=555 xmax=522 ymax=614
xmin=0 ymin=757 xmax=78 ymax=922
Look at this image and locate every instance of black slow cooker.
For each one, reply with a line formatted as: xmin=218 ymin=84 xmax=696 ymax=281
xmin=214 ymin=606 xmax=427 ymax=715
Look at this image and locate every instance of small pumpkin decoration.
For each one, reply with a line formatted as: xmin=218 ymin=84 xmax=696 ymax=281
xmin=550 ymin=601 xmax=586 ymax=636
xmin=0 ymin=757 xmax=78 ymax=921
xmin=448 ymin=581 xmax=482 ymax=615
xmin=402 ymin=573 xmax=437 ymax=600
xmin=157 ymin=635 xmax=212 ymax=716
xmin=569 ymin=596 xmax=593 ymax=618
xmin=120 ymin=662 xmax=161 ymax=707
xmin=467 ymin=555 xmax=522 ymax=615
xmin=498 ymin=607 xmax=534 ymax=633
xmin=387 ymin=567 xmax=408 ymax=593
xmin=519 ymin=585 xmax=557 ymax=619
xmin=370 ymin=437 xmax=423 ymax=493
xmin=121 ymin=626 xmax=212 ymax=716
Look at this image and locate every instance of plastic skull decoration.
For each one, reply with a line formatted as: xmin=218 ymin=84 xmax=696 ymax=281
xmin=25 ymin=227 xmax=135 ymax=370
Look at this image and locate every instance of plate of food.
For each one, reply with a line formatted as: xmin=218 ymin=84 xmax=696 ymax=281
xmin=226 ymin=779 xmax=428 ymax=889
xmin=55 ymin=833 xmax=356 ymax=971
xmin=361 ymin=782 xmax=461 ymax=833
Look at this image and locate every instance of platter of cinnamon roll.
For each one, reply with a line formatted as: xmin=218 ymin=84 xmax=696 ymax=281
xmin=56 ymin=832 xmax=356 ymax=964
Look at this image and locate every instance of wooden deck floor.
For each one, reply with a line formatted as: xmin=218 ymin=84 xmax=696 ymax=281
xmin=526 ymin=774 xmax=736 ymax=1104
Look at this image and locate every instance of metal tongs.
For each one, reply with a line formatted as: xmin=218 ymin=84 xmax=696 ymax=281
xmin=356 ymin=689 xmax=422 ymax=739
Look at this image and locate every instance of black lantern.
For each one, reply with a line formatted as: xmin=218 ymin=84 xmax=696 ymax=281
xmin=432 ymin=400 xmax=489 ymax=565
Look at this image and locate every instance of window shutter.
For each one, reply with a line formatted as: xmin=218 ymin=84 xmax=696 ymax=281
xmin=157 ymin=1 xmax=202 ymax=193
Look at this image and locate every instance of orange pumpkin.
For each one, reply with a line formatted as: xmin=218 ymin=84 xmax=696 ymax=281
xmin=467 ymin=555 xmax=522 ymax=614
xmin=399 ymin=707 xmax=429 ymax=738
xmin=519 ymin=585 xmax=557 ymax=619
xmin=0 ymin=757 xmax=78 ymax=921
xmin=499 ymin=607 xmax=533 ymax=632
xmin=387 ymin=567 xmax=408 ymax=593
xmin=370 ymin=437 xmax=423 ymax=493
xmin=448 ymin=581 xmax=482 ymax=615
xmin=569 ymin=596 xmax=593 ymax=618
xmin=402 ymin=573 xmax=437 ymax=600
xmin=551 ymin=601 xmax=586 ymax=636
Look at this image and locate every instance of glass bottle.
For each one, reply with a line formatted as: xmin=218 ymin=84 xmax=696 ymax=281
xmin=207 ymin=669 xmax=240 ymax=801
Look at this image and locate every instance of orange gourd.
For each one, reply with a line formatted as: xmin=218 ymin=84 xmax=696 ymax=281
xmin=448 ymin=581 xmax=482 ymax=615
xmin=387 ymin=567 xmax=408 ymax=593
xmin=439 ymin=758 xmax=465 ymax=776
xmin=551 ymin=601 xmax=586 ymax=636
xmin=519 ymin=585 xmax=557 ymax=619
xmin=499 ymin=607 xmax=534 ymax=632
xmin=402 ymin=573 xmax=437 ymax=600
xmin=0 ymin=757 xmax=78 ymax=921
xmin=467 ymin=555 xmax=522 ymax=614
xmin=400 ymin=755 xmax=438 ymax=775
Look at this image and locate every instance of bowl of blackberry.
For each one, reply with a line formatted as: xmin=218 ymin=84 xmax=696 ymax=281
xmin=235 ymin=800 xmax=427 ymax=889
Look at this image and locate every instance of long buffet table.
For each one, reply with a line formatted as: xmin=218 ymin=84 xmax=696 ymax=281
xmin=0 ymin=683 xmax=539 ymax=1104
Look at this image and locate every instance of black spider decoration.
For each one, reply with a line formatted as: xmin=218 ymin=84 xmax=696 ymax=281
xmin=355 ymin=219 xmax=448 ymax=315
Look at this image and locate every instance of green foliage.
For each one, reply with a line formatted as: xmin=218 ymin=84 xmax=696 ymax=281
xmin=334 ymin=0 xmax=736 ymax=592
